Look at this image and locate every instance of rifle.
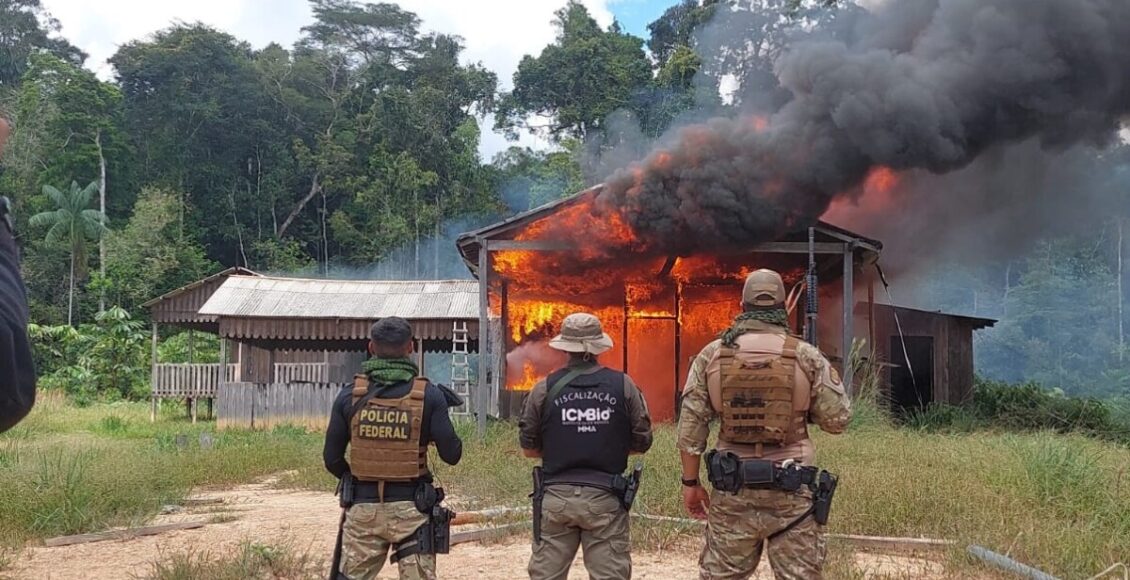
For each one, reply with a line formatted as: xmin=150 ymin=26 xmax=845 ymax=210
xmin=530 ymin=466 xmax=545 ymax=544
xmin=328 ymin=474 xmax=354 ymax=580
xmin=804 ymin=226 xmax=818 ymax=345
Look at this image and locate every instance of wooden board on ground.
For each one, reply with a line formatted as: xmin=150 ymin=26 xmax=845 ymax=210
xmin=43 ymin=521 xmax=207 ymax=548
xmin=451 ymin=522 xmax=529 ymax=545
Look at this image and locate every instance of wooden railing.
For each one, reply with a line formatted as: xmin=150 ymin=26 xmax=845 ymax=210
xmin=152 ymin=363 xmax=237 ymax=398
xmin=274 ymin=362 xmax=328 ymax=384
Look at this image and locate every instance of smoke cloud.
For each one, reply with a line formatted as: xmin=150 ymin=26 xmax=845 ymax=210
xmin=594 ymin=0 xmax=1130 ymax=255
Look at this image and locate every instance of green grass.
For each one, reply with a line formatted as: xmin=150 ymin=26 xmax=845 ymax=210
xmin=142 ymin=541 xmax=321 ymax=580
xmin=0 ymin=393 xmax=324 ymax=547
xmin=3 ymin=393 xmax=1128 ymax=578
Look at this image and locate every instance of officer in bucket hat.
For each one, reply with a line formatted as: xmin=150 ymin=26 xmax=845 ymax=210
xmin=519 ymin=313 xmax=653 ymax=580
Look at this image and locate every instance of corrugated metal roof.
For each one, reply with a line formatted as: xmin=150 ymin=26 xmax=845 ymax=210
xmin=198 ymin=276 xmax=479 ymax=320
xmin=142 ymin=267 xmax=260 ymax=309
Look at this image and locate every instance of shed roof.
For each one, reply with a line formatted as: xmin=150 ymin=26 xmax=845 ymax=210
xmin=456 ymin=185 xmax=883 ymax=275
xmin=198 ymin=276 xmax=479 ymax=320
xmin=143 ymin=267 xmax=260 ymax=328
xmin=871 ymin=303 xmax=998 ymax=330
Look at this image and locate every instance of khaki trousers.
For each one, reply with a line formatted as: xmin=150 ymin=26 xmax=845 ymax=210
xmin=528 ymin=485 xmax=631 ymax=580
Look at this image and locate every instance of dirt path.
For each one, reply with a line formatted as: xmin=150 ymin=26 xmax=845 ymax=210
xmin=8 ymin=479 xmax=955 ymax=580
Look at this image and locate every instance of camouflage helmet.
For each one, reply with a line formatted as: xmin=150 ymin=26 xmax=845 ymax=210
xmin=742 ymin=269 xmax=786 ymax=308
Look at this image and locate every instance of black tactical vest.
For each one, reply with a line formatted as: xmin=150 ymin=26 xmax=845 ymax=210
xmin=540 ymin=366 xmax=631 ymax=478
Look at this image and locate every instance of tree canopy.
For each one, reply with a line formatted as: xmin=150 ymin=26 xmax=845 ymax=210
xmin=0 ymin=0 xmax=1128 ymax=402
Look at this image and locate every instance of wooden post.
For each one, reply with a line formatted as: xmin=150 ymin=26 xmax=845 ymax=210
xmin=500 ymin=280 xmax=510 ymax=417
xmin=151 ymin=321 xmax=159 ymax=423
xmin=673 ymin=282 xmax=682 ymax=418
xmin=477 ymin=239 xmax=490 ymax=437
xmin=868 ymin=273 xmax=876 ymax=356
xmin=621 ymin=286 xmax=630 ymax=373
xmin=842 ymin=244 xmax=855 ymax=394
xmin=236 ymin=341 xmax=243 ymax=381
xmin=217 ymin=338 xmax=227 ymax=424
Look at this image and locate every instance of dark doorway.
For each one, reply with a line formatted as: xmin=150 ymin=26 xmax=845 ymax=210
xmin=889 ymin=336 xmax=933 ymax=415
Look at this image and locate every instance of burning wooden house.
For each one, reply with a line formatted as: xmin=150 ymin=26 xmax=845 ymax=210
xmin=457 ymin=188 xmax=883 ymax=423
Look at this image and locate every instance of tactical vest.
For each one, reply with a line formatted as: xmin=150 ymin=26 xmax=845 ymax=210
xmin=349 ymin=374 xmax=428 ymax=483
xmin=717 ymin=336 xmax=809 ymax=457
xmin=540 ymin=366 xmax=631 ymax=478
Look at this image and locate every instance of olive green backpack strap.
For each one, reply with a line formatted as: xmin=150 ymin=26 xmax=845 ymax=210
xmin=541 ymin=368 xmax=586 ymax=420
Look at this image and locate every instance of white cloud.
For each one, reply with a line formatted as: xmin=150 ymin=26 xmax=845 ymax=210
xmin=39 ymin=0 xmax=610 ymax=157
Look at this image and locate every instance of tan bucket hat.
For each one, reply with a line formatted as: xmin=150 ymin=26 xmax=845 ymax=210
xmin=548 ymin=313 xmax=614 ymax=355
xmin=742 ymin=269 xmax=787 ymax=307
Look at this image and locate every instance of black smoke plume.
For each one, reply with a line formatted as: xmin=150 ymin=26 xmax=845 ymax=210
xmin=595 ymin=0 xmax=1130 ymax=255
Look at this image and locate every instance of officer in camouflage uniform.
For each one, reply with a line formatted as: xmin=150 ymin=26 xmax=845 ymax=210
xmin=520 ymin=313 xmax=654 ymax=580
xmin=677 ymin=270 xmax=852 ymax=580
xmin=323 ymin=317 xmax=463 ymax=580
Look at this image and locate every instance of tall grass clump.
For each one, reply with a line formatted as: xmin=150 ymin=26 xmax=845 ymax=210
xmin=144 ymin=542 xmax=320 ymax=580
xmin=845 ymin=340 xmax=892 ymax=432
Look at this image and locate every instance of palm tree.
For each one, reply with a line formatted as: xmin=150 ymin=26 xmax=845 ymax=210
xmin=29 ymin=181 xmax=108 ymax=325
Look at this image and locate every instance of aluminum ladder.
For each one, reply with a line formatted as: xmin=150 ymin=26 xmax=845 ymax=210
xmin=450 ymin=320 xmax=472 ymax=416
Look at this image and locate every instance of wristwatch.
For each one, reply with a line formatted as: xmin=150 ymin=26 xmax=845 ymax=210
xmin=681 ymin=477 xmax=700 ymax=487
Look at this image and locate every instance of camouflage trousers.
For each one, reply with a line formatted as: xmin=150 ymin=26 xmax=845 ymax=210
xmin=698 ymin=487 xmax=826 ymax=580
xmin=338 ymin=500 xmax=433 ymax=580
xmin=528 ymin=485 xmax=631 ymax=580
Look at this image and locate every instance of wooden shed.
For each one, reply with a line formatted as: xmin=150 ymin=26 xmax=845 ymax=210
xmin=143 ymin=270 xmax=485 ymax=428
xmin=196 ymin=276 xmax=484 ymax=429
xmin=143 ymin=267 xmax=259 ymax=419
xmin=867 ymin=303 xmax=996 ymax=413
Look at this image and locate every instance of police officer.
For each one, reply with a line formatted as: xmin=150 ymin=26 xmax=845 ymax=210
xmin=323 ymin=317 xmax=462 ymax=580
xmin=677 ymin=269 xmax=852 ymax=580
xmin=519 ymin=312 xmax=653 ymax=580
xmin=0 ymin=115 xmax=37 ymax=433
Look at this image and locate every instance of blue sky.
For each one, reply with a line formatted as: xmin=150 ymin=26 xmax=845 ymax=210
xmin=610 ymin=0 xmax=673 ymax=39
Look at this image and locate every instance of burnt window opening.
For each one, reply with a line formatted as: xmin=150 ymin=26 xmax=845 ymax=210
xmin=889 ymin=336 xmax=933 ymax=416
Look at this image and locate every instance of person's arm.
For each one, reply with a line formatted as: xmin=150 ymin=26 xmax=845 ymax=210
xmin=798 ymin=343 xmax=853 ymax=434
xmin=322 ymin=388 xmax=352 ymax=478
xmin=0 ymin=116 xmax=37 ymax=434
xmin=623 ymin=375 xmax=653 ymax=454
xmin=677 ymin=341 xmax=719 ymax=519
xmin=518 ymin=380 xmax=548 ymax=457
xmin=426 ymin=385 xmax=463 ymax=466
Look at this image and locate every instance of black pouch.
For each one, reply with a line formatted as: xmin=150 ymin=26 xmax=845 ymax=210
xmin=338 ymin=473 xmax=355 ymax=509
xmin=775 ymin=466 xmax=804 ymax=492
xmin=739 ymin=459 xmax=775 ymax=487
xmin=706 ymin=451 xmax=743 ymax=493
xmin=414 ymin=482 xmax=439 ymax=514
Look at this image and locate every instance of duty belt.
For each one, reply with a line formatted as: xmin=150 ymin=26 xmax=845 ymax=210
xmin=705 ymin=450 xmax=839 ymax=536
xmin=705 ymin=450 xmax=818 ymax=493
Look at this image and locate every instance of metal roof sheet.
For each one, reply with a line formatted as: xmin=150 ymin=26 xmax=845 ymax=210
xmin=141 ymin=267 xmax=261 ymax=309
xmin=198 ymin=276 xmax=480 ymax=320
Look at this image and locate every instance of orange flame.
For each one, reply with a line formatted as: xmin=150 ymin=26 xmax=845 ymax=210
xmin=864 ymin=166 xmax=899 ymax=194
xmin=513 ymin=362 xmax=539 ymax=392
